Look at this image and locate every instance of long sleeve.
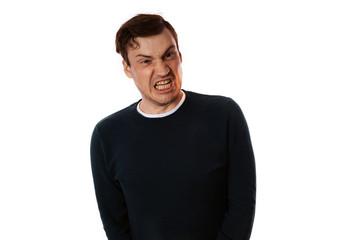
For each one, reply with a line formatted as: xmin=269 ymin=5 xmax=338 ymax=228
xmin=90 ymin=125 xmax=132 ymax=240
xmin=216 ymin=99 xmax=256 ymax=240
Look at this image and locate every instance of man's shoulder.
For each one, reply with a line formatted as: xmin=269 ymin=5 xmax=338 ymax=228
xmin=184 ymin=90 xmax=244 ymax=122
xmin=185 ymin=90 xmax=237 ymax=109
xmin=94 ymin=101 xmax=139 ymax=131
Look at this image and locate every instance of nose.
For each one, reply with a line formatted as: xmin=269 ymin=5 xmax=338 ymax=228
xmin=155 ymin=60 xmax=170 ymax=77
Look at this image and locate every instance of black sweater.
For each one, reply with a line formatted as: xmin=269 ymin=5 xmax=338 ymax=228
xmin=90 ymin=91 xmax=256 ymax=240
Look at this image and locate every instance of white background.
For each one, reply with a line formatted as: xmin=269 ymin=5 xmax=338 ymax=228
xmin=1 ymin=0 xmax=359 ymax=239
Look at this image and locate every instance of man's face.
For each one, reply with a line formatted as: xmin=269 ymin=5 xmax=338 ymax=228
xmin=123 ymin=28 xmax=183 ymax=113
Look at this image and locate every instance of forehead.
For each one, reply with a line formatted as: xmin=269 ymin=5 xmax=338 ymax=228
xmin=128 ymin=29 xmax=177 ymax=57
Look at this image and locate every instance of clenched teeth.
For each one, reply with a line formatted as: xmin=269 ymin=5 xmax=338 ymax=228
xmin=155 ymin=80 xmax=171 ymax=86
xmin=155 ymin=79 xmax=172 ymax=90
xmin=155 ymin=83 xmax=172 ymax=90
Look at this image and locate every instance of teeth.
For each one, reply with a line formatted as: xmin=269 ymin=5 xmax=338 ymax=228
xmin=155 ymin=83 xmax=172 ymax=90
xmin=155 ymin=80 xmax=171 ymax=86
xmin=155 ymin=79 xmax=172 ymax=90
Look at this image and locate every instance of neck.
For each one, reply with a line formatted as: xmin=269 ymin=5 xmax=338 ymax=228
xmin=139 ymin=90 xmax=184 ymax=115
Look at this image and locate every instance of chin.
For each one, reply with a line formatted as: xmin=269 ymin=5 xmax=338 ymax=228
xmin=158 ymin=91 xmax=181 ymax=105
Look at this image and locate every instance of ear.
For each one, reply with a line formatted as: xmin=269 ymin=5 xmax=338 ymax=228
xmin=122 ymin=60 xmax=133 ymax=79
xmin=179 ymin=51 xmax=182 ymax=63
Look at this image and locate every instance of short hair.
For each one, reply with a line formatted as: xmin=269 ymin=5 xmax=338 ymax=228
xmin=115 ymin=14 xmax=179 ymax=66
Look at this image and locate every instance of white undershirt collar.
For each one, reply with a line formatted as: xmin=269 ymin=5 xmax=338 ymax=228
xmin=137 ymin=92 xmax=186 ymax=118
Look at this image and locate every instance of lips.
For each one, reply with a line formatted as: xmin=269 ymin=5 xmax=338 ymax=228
xmin=154 ymin=79 xmax=173 ymax=90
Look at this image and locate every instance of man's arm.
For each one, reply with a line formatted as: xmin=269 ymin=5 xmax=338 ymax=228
xmin=217 ymin=99 xmax=256 ymax=240
xmin=90 ymin=125 xmax=132 ymax=240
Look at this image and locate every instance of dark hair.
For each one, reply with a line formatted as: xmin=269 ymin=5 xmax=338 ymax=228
xmin=115 ymin=14 xmax=179 ymax=66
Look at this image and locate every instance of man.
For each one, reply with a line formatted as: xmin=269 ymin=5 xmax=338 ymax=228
xmin=91 ymin=14 xmax=256 ymax=240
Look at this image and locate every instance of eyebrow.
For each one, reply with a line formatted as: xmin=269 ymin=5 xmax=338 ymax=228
xmin=135 ymin=45 xmax=176 ymax=59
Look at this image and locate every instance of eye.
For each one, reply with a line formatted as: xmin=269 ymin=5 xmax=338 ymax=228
xmin=140 ymin=59 xmax=151 ymax=64
xmin=164 ymin=52 xmax=175 ymax=59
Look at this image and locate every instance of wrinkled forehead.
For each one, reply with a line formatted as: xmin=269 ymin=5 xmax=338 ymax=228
xmin=127 ymin=29 xmax=177 ymax=56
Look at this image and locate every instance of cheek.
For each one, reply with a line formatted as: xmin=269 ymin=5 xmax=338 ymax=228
xmin=132 ymin=68 xmax=153 ymax=84
xmin=130 ymin=68 xmax=138 ymax=79
xmin=168 ymin=61 xmax=180 ymax=71
xmin=173 ymin=62 xmax=182 ymax=76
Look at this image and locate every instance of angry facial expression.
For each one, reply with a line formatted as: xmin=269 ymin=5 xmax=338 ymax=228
xmin=123 ymin=28 xmax=183 ymax=114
